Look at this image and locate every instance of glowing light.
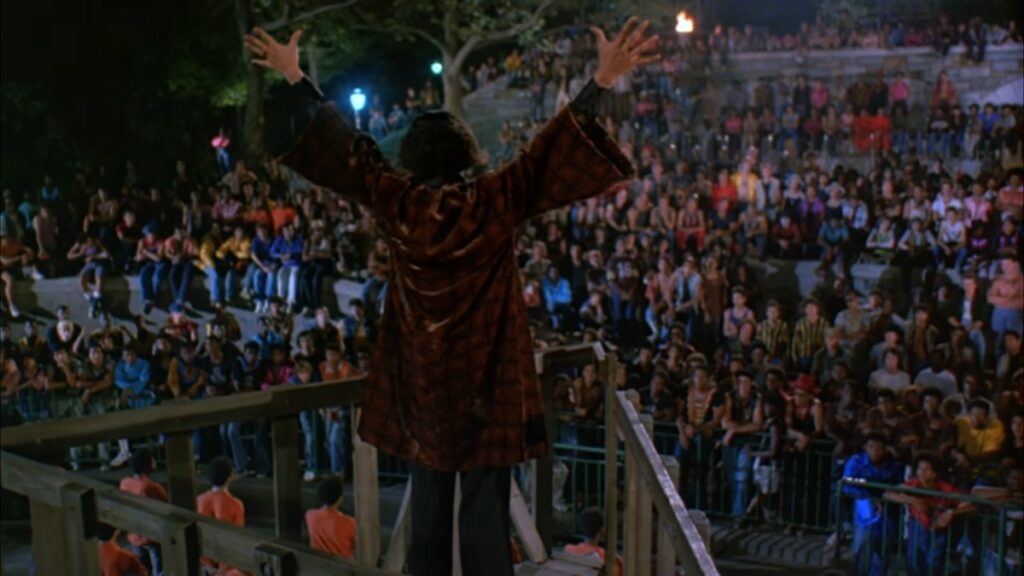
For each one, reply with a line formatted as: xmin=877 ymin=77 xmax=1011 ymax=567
xmin=349 ymin=88 xmax=367 ymax=112
xmin=430 ymin=61 xmax=443 ymax=75
xmin=675 ymin=11 xmax=695 ymax=34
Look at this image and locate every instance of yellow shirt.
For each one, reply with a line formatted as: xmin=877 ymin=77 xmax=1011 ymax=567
xmin=215 ymin=236 xmax=251 ymax=261
xmin=954 ymin=416 xmax=1005 ymax=457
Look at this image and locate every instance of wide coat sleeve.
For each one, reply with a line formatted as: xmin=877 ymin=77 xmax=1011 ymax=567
xmin=279 ymin=102 xmax=398 ymax=209
xmin=480 ymin=105 xmax=635 ymax=224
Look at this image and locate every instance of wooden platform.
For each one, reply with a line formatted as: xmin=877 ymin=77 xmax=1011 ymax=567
xmin=515 ymin=550 xmax=603 ymax=575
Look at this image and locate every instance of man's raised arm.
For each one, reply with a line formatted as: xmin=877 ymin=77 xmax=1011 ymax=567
xmin=245 ymin=27 xmax=384 ymax=208
xmin=486 ymin=17 xmax=660 ymax=222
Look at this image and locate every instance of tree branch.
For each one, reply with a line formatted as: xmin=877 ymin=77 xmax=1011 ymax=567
xmin=262 ymin=0 xmax=363 ymax=31
xmin=471 ymin=0 xmax=556 ymax=50
xmin=349 ymin=8 xmax=446 ymax=53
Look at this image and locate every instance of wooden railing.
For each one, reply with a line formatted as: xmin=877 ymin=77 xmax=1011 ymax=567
xmin=1 ymin=342 xmax=719 ymax=575
xmin=1 ymin=377 xmax=388 ymax=576
xmin=612 ymin=391 xmax=719 ymax=576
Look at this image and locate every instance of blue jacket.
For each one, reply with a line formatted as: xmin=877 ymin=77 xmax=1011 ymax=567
xmin=269 ymin=235 xmax=304 ymax=267
xmin=115 ymin=358 xmax=151 ymax=394
xmin=542 ymin=277 xmax=573 ymax=311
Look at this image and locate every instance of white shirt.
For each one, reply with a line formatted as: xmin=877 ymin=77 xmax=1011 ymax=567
xmin=914 ymin=368 xmax=958 ymax=397
xmin=869 ymin=369 xmax=911 ymax=394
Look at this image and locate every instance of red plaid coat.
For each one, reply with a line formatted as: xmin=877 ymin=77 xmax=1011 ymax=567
xmin=281 ymin=103 xmax=633 ymax=471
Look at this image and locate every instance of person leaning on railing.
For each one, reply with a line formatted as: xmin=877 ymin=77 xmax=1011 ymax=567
xmin=841 ymin=432 xmax=902 ymax=576
xmin=883 ymin=451 xmax=976 ymax=576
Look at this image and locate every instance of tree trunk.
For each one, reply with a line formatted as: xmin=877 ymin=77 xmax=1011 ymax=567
xmin=244 ymin=66 xmax=266 ymax=163
xmin=442 ymin=65 xmax=466 ymax=119
xmin=235 ymin=0 xmax=266 ymax=163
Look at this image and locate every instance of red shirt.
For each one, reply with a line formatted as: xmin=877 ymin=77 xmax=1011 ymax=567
xmin=305 ymin=507 xmax=357 ymax=558
xmin=99 ymin=540 xmax=148 ymax=576
xmin=119 ymin=476 xmax=168 ymax=546
xmin=902 ymin=479 xmax=962 ymax=529
xmin=711 ymin=183 xmax=737 ymax=210
xmin=269 ymin=206 xmax=297 ymax=234
xmin=564 ymin=542 xmax=623 ymax=576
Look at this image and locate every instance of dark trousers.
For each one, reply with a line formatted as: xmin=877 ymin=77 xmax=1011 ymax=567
xmin=409 ymin=465 xmax=513 ymax=576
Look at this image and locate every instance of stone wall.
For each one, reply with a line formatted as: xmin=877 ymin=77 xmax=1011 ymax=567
xmin=711 ymin=44 xmax=1023 ymax=107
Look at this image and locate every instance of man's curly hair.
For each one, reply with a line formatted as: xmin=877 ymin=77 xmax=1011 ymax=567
xmin=399 ymin=111 xmax=482 ymax=185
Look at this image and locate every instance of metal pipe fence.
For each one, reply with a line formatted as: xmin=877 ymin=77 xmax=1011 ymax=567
xmin=834 ymin=478 xmax=1023 ymax=576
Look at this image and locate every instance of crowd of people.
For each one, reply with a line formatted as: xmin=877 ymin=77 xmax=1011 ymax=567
xmin=0 ymin=10 xmax=1023 ymax=576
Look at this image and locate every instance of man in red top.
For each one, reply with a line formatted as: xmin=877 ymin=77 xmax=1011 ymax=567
xmin=97 ymin=522 xmax=149 ymax=576
xmin=119 ymin=449 xmax=167 ymax=575
xmin=197 ymin=456 xmax=246 ymax=573
xmin=305 ymin=476 xmax=356 ymax=558
xmin=564 ymin=508 xmax=623 ymax=576
xmin=246 ymin=16 xmax=656 ymax=575
xmin=883 ymin=452 xmax=975 ymax=576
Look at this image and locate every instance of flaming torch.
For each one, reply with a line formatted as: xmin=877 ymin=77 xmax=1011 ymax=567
xmin=675 ymin=11 xmax=695 ymax=34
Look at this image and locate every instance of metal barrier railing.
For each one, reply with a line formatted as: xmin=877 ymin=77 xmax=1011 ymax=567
xmin=549 ymin=416 xmax=837 ymax=535
xmin=834 ymin=478 xmax=1023 ymax=576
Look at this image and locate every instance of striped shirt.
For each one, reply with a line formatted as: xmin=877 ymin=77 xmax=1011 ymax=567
xmin=756 ymin=319 xmax=790 ymax=361
xmin=790 ymin=318 xmax=828 ymax=361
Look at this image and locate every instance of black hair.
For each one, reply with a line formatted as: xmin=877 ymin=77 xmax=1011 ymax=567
xmin=579 ymin=507 xmax=605 ymax=540
xmin=968 ymin=399 xmax=991 ymax=415
xmin=208 ymin=456 xmax=234 ymax=487
xmin=876 ymin=389 xmax=896 ymax=401
xmin=864 ymin=432 xmax=888 ymax=446
xmin=400 ymin=111 xmax=482 ymax=185
xmin=131 ymin=448 xmax=155 ymax=475
xmin=921 ymin=386 xmax=945 ymax=402
xmin=912 ymin=451 xmax=945 ymax=476
xmin=318 ymin=476 xmax=344 ymax=506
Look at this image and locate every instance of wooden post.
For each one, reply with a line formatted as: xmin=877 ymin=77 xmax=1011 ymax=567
xmin=30 ymin=498 xmax=71 ymax=575
xmin=603 ymin=353 xmax=619 ymax=576
xmin=164 ymin=432 xmax=196 ymax=511
xmin=164 ymin=432 xmax=196 ymax=508
xmin=271 ymin=416 xmax=302 ymax=541
xmin=510 ymin=479 xmax=548 ymax=563
xmin=353 ymin=408 xmax=380 ymax=565
xmin=253 ymin=543 xmax=297 ymax=576
xmin=656 ymin=457 xmax=679 ymax=576
xmin=637 ymin=414 xmax=654 ymax=576
xmin=161 ymin=518 xmax=200 ymax=576
xmin=624 ymin=421 xmax=640 ymax=576
xmin=532 ymin=371 xmax=556 ymax=551
xmin=60 ymin=483 xmax=100 ymax=576
xmin=382 ymin=479 xmax=413 ymax=572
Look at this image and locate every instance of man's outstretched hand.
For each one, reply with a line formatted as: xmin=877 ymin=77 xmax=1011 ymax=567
xmin=244 ymin=27 xmax=305 ymax=85
xmin=591 ymin=17 xmax=660 ymax=89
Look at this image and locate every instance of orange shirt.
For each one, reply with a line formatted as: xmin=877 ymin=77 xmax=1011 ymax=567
xmin=197 ymin=489 xmax=245 ymax=571
xmin=269 ymin=206 xmax=297 ymax=234
xmin=564 ymin=542 xmax=623 ymax=576
xmin=119 ymin=476 xmax=168 ymax=547
xmin=99 ymin=540 xmax=148 ymax=576
xmin=319 ymin=360 xmax=359 ymax=382
xmin=197 ymin=489 xmax=245 ymax=526
xmin=305 ymin=507 xmax=357 ymax=558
